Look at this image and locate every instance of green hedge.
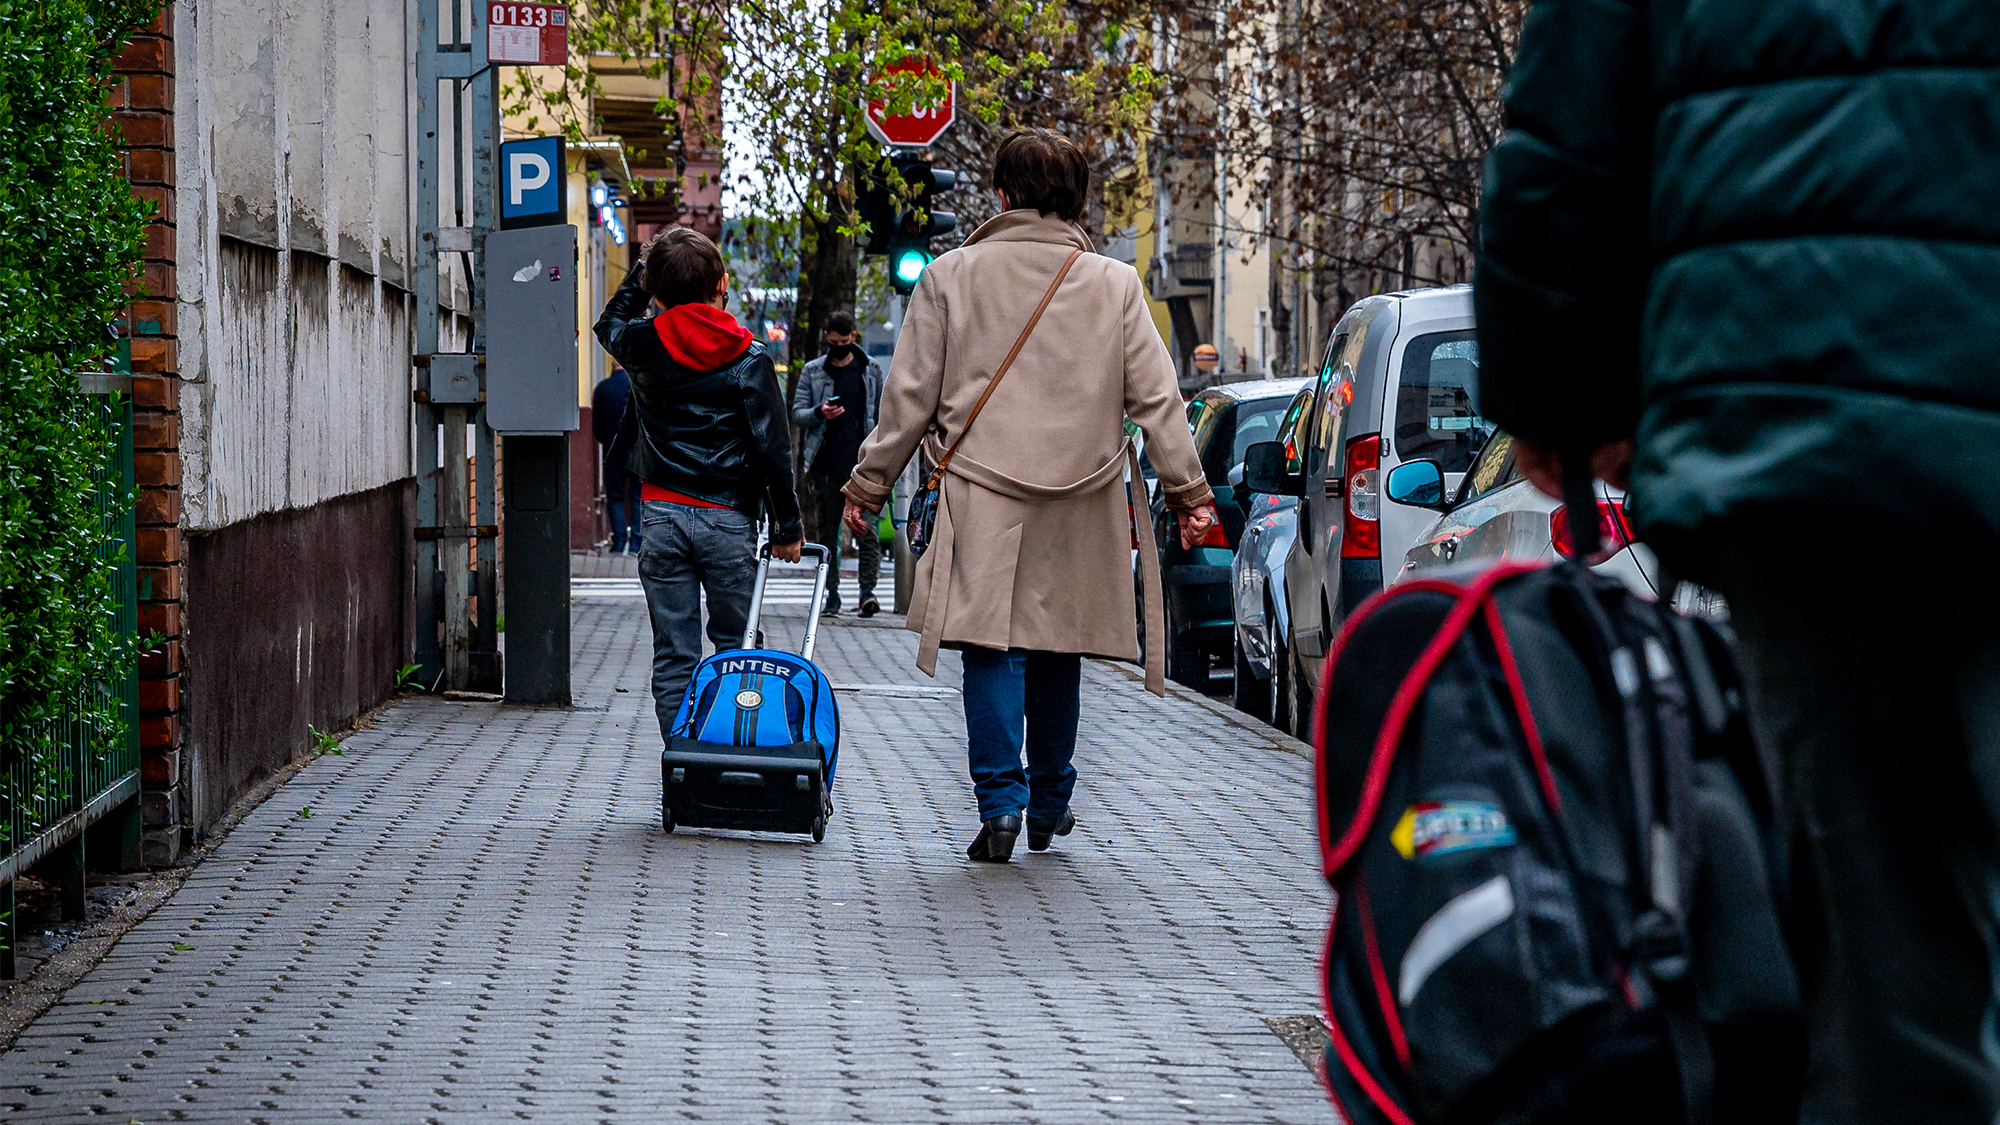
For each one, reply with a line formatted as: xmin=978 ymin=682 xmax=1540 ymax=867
xmin=0 ymin=0 xmax=159 ymax=762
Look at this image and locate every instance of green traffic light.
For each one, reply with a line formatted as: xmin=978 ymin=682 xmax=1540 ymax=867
xmin=892 ymin=247 xmax=931 ymax=286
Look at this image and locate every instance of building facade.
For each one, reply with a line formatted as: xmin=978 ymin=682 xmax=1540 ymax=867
xmin=117 ymin=0 xmax=416 ymax=861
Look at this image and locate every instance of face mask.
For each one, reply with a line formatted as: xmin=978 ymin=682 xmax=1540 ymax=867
xmin=829 ymin=343 xmax=864 ymax=365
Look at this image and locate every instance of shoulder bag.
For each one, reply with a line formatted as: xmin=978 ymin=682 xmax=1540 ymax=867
xmin=905 ymin=248 xmax=1083 ymax=559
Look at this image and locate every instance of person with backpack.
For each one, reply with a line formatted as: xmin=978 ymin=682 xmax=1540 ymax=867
xmin=1474 ymin=3 xmax=2000 ymax=1119
xmin=591 ymin=365 xmax=641 ymax=555
xmin=838 ymin=128 xmax=1216 ymax=864
xmin=594 ymin=227 xmax=805 ymax=746
xmin=790 ymin=311 xmax=886 ymax=617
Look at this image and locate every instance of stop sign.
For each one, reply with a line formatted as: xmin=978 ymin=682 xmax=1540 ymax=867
xmin=865 ymin=58 xmax=956 ymax=148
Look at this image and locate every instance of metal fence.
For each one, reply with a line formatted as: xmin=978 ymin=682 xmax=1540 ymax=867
xmin=0 ymin=373 xmax=142 ymax=977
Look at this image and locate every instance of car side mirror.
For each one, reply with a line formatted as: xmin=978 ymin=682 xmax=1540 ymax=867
xmin=1227 ymin=463 xmax=1254 ymax=515
xmin=1385 ymin=459 xmax=1448 ymax=510
xmin=1242 ymin=441 xmax=1303 ymax=497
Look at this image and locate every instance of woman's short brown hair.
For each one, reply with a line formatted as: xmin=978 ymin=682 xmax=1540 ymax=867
xmin=642 ymin=225 xmax=725 ymax=308
xmin=992 ymin=128 xmax=1090 ymax=223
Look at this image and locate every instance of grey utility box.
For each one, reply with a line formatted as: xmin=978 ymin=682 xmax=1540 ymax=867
xmin=427 ymin=353 xmax=480 ymax=403
xmin=484 ymin=224 xmax=579 ymax=434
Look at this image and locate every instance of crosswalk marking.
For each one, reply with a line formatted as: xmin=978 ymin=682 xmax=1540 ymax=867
xmin=571 ymin=575 xmax=823 ymax=603
xmin=572 ymin=558 xmax=894 ymax=606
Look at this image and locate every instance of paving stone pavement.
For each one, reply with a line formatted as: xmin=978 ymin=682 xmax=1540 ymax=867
xmin=0 ymin=578 xmax=1336 ymax=1124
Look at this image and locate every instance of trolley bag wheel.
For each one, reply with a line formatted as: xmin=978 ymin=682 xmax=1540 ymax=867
xmin=661 ymin=797 xmax=675 ymax=834
xmin=810 ymin=815 xmax=826 ymax=843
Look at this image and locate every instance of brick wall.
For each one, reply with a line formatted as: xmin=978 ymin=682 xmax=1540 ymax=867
xmin=112 ymin=5 xmax=185 ymax=866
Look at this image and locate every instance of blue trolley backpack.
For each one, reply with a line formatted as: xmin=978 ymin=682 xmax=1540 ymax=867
xmin=663 ymin=542 xmax=839 ymax=842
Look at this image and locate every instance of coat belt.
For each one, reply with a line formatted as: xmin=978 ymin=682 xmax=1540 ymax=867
xmin=913 ymin=436 xmax=1168 ymax=696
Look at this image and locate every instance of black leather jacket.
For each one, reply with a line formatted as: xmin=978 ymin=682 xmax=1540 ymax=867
xmin=593 ymin=275 xmax=803 ymax=542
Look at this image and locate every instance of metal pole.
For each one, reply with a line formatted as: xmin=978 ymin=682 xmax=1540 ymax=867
xmin=441 ymin=405 xmax=472 ymax=688
xmin=412 ymin=1 xmax=444 ymax=685
xmin=501 ymin=435 xmax=571 ymax=704
xmin=1 ymin=880 xmax=13 ymax=980
xmin=413 ymin=0 xmax=499 ymax=692
xmin=465 ymin=0 xmax=501 ymax=694
xmin=473 ymin=411 xmax=500 ymax=691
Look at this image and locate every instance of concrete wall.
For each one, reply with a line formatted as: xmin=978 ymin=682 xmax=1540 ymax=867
xmin=161 ymin=0 xmax=416 ymax=840
xmin=183 ymin=482 xmax=413 ymax=831
xmin=174 ymin=0 xmax=413 ymax=526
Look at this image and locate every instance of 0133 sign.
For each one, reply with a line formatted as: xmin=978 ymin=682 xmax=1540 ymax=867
xmin=486 ymin=2 xmax=568 ymax=66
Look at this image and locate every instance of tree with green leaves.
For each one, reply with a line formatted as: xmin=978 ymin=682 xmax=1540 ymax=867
xmin=0 ymin=0 xmax=157 ymax=772
xmin=517 ymin=0 xmax=1170 ymax=368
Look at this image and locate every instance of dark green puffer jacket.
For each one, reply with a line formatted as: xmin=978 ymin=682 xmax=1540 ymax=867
xmin=1475 ymin=0 xmax=2000 ymax=580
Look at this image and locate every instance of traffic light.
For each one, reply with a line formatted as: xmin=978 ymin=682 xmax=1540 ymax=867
xmin=857 ymin=156 xmax=958 ymax=294
xmin=887 ymin=159 xmax=956 ymax=294
xmin=856 ymin=164 xmax=895 ymax=256
xmin=888 ymin=243 xmax=932 ymax=290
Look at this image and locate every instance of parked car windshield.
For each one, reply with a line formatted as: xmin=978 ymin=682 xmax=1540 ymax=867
xmin=1458 ymin=431 xmax=1519 ymax=502
xmin=1230 ymin=400 xmax=1292 ymax=468
xmin=1395 ymin=330 xmax=1492 ymax=473
xmin=1279 ymin=387 xmax=1313 ymax=473
xmin=1194 ymin=393 xmax=1294 ymax=484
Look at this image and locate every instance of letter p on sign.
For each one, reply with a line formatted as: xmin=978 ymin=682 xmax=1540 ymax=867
xmin=499 ymin=135 xmax=565 ymax=229
xmin=509 ymin=152 xmax=549 ymax=206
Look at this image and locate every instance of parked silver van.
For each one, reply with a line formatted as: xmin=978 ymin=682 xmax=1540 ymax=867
xmin=1240 ymin=287 xmax=1489 ymax=736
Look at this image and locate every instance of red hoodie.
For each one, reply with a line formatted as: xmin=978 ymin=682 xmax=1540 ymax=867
xmin=640 ymin=303 xmax=757 ymax=508
xmin=653 ymin=302 xmax=753 ymax=370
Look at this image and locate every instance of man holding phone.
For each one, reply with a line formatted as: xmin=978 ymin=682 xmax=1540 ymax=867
xmin=791 ymin=312 xmax=886 ymax=616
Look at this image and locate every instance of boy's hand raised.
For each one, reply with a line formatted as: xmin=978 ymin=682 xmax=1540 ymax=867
xmin=770 ymin=539 xmax=803 ymax=563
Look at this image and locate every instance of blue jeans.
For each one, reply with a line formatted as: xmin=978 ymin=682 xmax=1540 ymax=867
xmin=604 ymin=465 xmax=642 ymax=552
xmin=961 ymin=647 xmax=1081 ymax=822
xmin=638 ymin=501 xmax=758 ymax=745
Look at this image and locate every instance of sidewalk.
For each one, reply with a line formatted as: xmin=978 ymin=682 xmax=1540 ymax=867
xmin=0 ymin=561 xmax=1334 ymax=1123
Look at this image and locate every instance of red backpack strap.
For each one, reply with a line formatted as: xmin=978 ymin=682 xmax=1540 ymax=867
xmin=1316 ymin=561 xmax=1544 ymax=877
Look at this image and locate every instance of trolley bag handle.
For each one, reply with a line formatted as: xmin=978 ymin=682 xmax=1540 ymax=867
xmin=923 ymin=248 xmax=1084 ymax=492
xmin=741 ymin=541 xmax=832 ymax=660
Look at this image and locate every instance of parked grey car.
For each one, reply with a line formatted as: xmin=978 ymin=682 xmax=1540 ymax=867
xmin=1241 ymin=286 xmax=1491 ymax=737
xmin=1229 ymin=488 xmax=1298 ymax=721
xmin=1228 ymin=386 xmax=1312 ymax=722
xmin=1386 ymin=430 xmax=1728 ymax=619
xmin=1147 ymin=378 xmax=1313 ymax=689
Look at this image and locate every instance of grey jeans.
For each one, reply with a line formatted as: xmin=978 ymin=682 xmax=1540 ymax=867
xmin=637 ymin=500 xmax=758 ymax=745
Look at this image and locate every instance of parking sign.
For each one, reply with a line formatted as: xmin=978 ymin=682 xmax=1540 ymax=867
xmin=500 ymin=136 xmax=565 ymax=229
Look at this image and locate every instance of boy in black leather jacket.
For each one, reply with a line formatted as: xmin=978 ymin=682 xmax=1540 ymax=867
xmin=594 ymin=226 xmax=804 ymax=743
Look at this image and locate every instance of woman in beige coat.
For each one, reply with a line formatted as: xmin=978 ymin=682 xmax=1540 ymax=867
xmin=842 ymin=129 xmax=1215 ymax=864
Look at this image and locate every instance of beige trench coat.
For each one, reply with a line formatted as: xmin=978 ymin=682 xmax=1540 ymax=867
xmin=842 ymin=210 xmax=1213 ymax=695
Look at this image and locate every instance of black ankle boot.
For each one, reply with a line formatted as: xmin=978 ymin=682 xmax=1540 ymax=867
xmin=965 ymin=815 xmax=1021 ymax=863
xmin=1026 ymin=810 xmax=1076 ymax=852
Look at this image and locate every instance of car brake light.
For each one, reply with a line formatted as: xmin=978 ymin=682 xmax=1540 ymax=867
xmin=1341 ymin=434 xmax=1380 ymax=559
xmin=1550 ymin=498 xmax=1635 ymax=565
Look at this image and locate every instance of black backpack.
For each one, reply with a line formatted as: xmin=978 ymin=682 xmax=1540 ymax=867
xmin=1312 ymin=560 xmax=1804 ymax=1125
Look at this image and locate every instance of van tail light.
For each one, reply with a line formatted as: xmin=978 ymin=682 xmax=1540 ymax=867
xmin=1340 ymin=434 xmax=1380 ymax=559
xmin=1550 ymin=497 xmax=1635 ymax=565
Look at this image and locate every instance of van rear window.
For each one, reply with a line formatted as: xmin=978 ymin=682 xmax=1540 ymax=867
xmin=1395 ymin=331 xmax=1491 ymax=473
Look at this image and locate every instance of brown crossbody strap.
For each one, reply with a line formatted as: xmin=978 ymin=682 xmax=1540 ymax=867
xmin=924 ymin=248 xmax=1085 ymax=489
